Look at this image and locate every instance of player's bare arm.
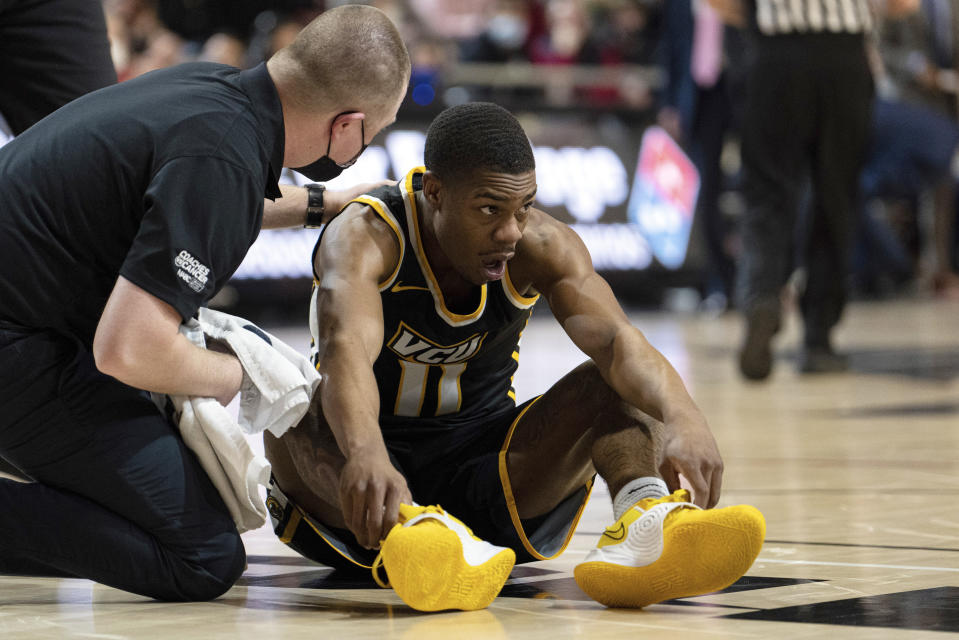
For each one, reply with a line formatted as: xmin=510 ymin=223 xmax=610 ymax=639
xmin=279 ymin=203 xmax=412 ymax=548
xmin=509 ymin=211 xmax=723 ymax=508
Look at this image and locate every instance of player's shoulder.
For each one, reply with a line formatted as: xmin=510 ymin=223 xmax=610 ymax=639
xmin=510 ymin=208 xmax=591 ymax=292
xmin=317 ymin=200 xmax=402 ymax=275
xmin=518 ymin=208 xmax=586 ymax=259
xmin=327 ymin=199 xmax=400 ymax=242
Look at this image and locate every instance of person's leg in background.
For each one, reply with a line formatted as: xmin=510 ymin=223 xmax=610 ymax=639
xmin=800 ymin=40 xmax=873 ymax=372
xmin=691 ymin=75 xmax=736 ymax=311
xmin=0 ymin=328 xmax=245 ymax=600
xmin=737 ymin=36 xmax=814 ymax=380
xmin=930 ymin=175 xmax=959 ymax=297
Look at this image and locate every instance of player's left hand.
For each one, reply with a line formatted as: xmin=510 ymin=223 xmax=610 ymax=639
xmin=658 ymin=410 xmax=723 ymax=509
xmin=323 ymin=181 xmax=397 ymax=225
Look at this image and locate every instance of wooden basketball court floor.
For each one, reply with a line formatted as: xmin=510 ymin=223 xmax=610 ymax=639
xmin=2 ymin=296 xmax=958 ymax=638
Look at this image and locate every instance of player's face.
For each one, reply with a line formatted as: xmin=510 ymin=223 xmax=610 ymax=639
xmin=433 ymin=169 xmax=537 ymax=285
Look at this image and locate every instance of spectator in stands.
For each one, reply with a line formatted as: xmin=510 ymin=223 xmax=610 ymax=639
xmin=528 ymin=0 xmax=660 ymax=106
xmin=879 ymin=0 xmax=958 ymax=117
xmin=861 ymin=0 xmax=959 ymax=298
xmin=592 ymin=0 xmax=662 ymax=66
xmin=407 ymin=0 xmax=494 ymax=41
xmin=458 ymin=0 xmax=535 ymax=64
xmin=198 ymin=31 xmax=248 ymax=67
xmin=528 ymin=0 xmax=598 ymax=65
xmin=104 ymin=0 xmax=185 ymax=80
xmin=853 ymin=96 xmax=959 ymax=298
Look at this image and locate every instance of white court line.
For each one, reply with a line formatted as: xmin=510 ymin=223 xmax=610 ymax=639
xmin=550 ymin=549 xmax=959 ymax=573
xmin=757 ymin=558 xmax=959 ymax=572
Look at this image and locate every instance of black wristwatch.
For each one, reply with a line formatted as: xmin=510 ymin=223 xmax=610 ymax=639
xmin=304 ymin=183 xmax=325 ymax=228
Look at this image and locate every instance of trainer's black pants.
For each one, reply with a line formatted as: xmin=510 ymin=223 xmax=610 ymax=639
xmin=0 ymin=327 xmax=245 ymax=600
xmin=737 ymin=33 xmax=873 ymax=347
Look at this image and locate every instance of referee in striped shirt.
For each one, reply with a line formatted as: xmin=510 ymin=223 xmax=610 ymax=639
xmin=719 ymin=0 xmax=918 ymax=380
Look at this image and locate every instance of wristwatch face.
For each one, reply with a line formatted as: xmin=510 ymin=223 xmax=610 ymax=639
xmin=306 ymin=184 xmax=325 ymax=211
xmin=305 ymin=184 xmax=325 ymax=228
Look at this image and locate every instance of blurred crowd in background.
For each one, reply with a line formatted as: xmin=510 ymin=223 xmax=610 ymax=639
xmin=101 ymin=0 xmax=959 ymax=309
xmin=102 ymin=0 xmax=672 ymax=132
xmin=105 ymin=0 xmax=664 ymax=106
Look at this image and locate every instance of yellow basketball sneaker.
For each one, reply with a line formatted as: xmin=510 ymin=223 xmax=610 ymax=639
xmin=373 ymin=504 xmax=516 ymax=612
xmin=574 ymin=490 xmax=765 ymax=608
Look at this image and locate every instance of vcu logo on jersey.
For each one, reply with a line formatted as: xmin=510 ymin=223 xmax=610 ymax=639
xmin=387 ymin=322 xmax=486 ymax=364
xmin=385 ymin=322 xmax=487 ymax=417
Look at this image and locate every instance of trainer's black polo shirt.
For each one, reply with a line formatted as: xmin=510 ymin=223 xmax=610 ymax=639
xmin=0 ymin=62 xmax=284 ymax=347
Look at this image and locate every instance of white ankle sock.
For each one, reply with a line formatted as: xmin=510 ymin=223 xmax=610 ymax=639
xmin=612 ymin=477 xmax=669 ymax=520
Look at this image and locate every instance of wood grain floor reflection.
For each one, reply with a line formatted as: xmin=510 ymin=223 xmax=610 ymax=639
xmin=3 ymin=297 xmax=958 ymax=639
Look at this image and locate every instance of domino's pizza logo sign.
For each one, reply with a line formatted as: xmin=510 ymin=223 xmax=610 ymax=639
xmin=626 ymin=126 xmax=700 ymax=270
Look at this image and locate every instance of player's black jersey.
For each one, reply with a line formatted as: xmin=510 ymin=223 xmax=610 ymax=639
xmin=310 ymin=167 xmax=539 ymax=437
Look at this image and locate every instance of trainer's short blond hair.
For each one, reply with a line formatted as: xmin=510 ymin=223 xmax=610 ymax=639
xmin=269 ymin=5 xmax=410 ymax=121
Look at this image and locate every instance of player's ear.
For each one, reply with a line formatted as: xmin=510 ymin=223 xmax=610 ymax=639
xmin=422 ymin=171 xmax=442 ymax=208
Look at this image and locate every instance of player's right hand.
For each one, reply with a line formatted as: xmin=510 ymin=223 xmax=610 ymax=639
xmin=338 ymin=450 xmax=412 ymax=549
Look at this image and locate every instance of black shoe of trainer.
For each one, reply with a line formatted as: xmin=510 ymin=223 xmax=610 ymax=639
xmin=739 ymin=302 xmax=781 ymax=381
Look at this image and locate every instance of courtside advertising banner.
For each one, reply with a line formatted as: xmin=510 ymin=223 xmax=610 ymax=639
xmin=233 ymin=120 xmax=701 ymax=280
xmin=627 ymin=126 xmax=700 ymax=270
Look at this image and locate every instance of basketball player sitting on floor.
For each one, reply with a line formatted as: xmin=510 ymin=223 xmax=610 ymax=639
xmin=263 ymin=102 xmax=765 ymax=611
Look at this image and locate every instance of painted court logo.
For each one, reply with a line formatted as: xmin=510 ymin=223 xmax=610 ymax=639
xmin=174 ymin=249 xmax=210 ymax=293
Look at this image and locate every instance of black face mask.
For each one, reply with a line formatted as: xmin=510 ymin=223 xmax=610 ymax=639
xmin=293 ymin=114 xmax=367 ymax=182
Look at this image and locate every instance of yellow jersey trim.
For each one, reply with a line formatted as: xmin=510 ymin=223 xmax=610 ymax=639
xmin=389 ymin=282 xmax=431 ymax=293
xmin=279 ymin=509 xmax=302 ymax=544
xmin=497 ymin=396 xmax=595 ymax=560
xmin=503 ymin=266 xmax=540 ymax=309
xmin=401 ymin=167 xmax=488 ymax=327
xmin=507 ymin=314 xmax=531 ymax=402
xmin=350 ymin=194 xmax=405 ymax=291
xmin=273 ymin=482 xmax=372 ymax=570
xmin=298 ymin=507 xmax=372 ymax=570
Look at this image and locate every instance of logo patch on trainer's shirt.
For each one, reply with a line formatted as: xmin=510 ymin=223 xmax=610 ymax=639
xmin=174 ymin=249 xmax=210 ymax=293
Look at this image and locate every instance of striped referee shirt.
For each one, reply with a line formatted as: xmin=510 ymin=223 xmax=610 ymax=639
xmin=754 ymin=0 xmax=873 ymax=35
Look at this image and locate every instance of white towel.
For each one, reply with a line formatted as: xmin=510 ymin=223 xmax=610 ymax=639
xmin=153 ymin=309 xmax=320 ymax=533
xmin=195 ymin=308 xmax=319 ymax=438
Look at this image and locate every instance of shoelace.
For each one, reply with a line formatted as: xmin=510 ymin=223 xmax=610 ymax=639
xmin=633 ymin=490 xmax=701 ymax=515
xmin=372 ymin=552 xmax=390 ymax=588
